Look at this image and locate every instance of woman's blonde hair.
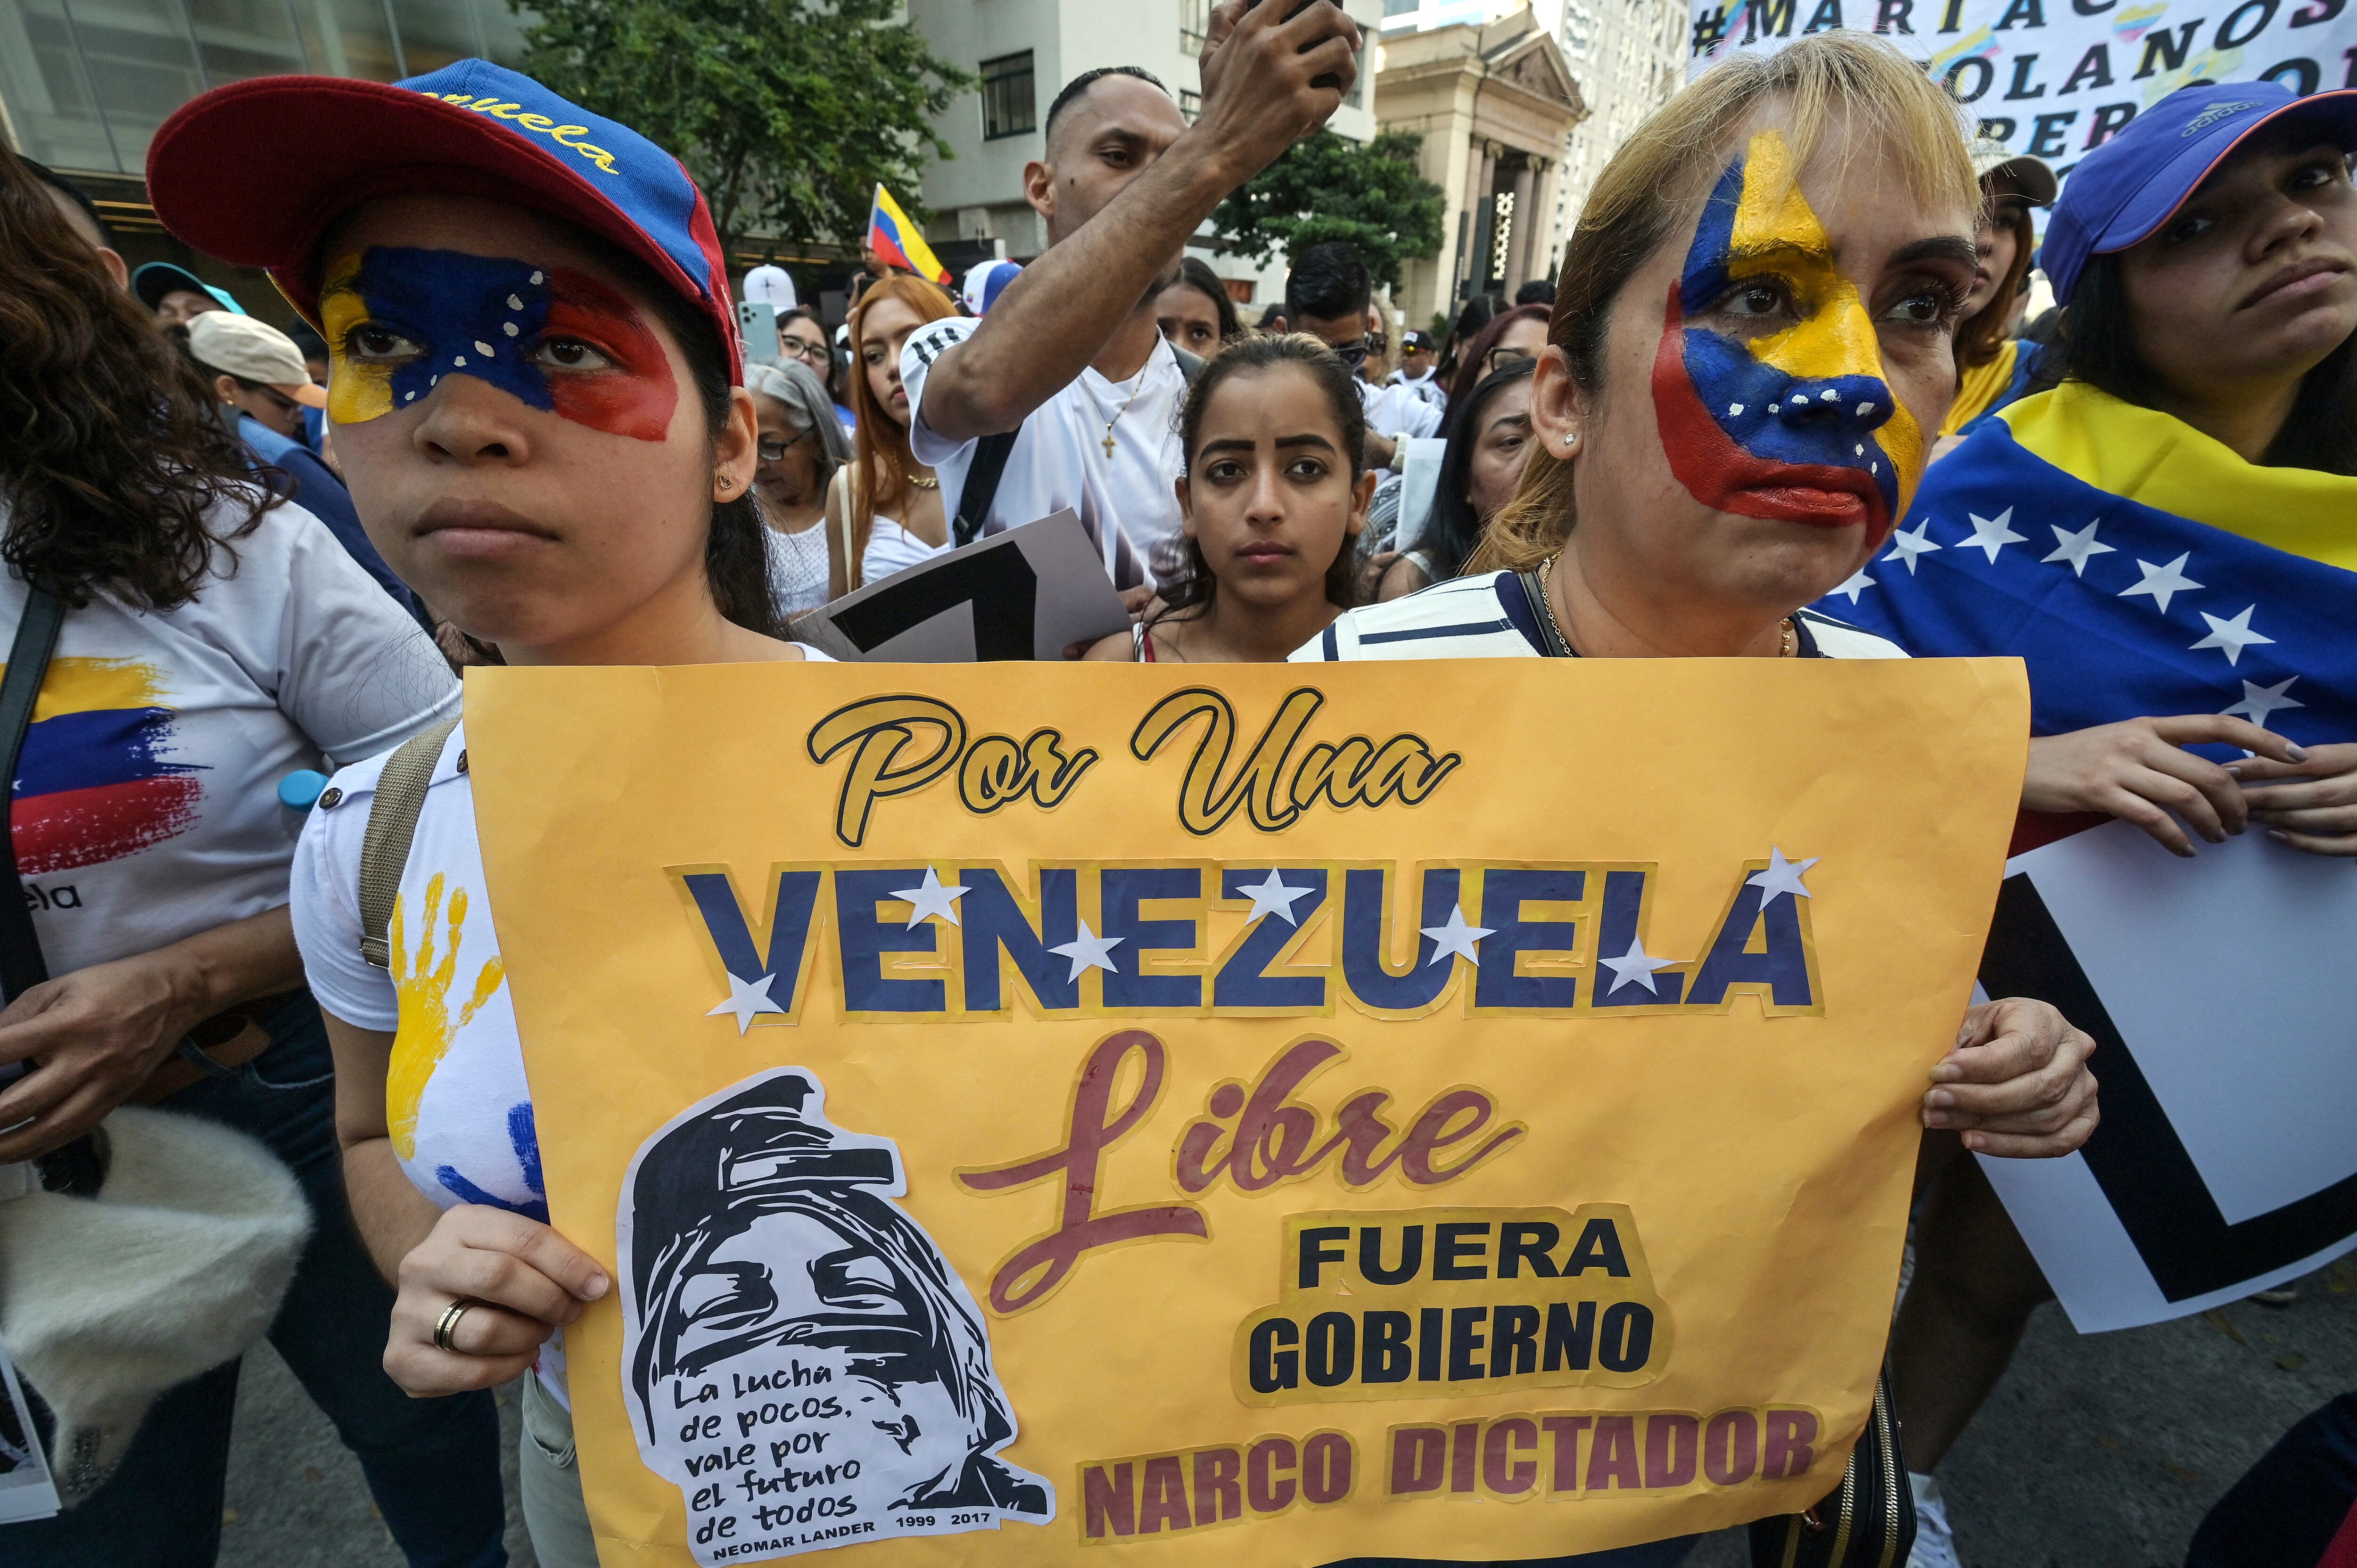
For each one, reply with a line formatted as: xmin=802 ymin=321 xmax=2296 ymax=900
xmin=1468 ymin=32 xmax=1976 ymax=575
xmin=846 ymin=274 xmax=957 ymax=580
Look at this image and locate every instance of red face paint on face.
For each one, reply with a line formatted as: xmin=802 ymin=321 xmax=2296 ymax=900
xmin=1649 ymin=285 xmax=1895 ymax=547
xmin=541 ymin=267 xmax=678 ymax=443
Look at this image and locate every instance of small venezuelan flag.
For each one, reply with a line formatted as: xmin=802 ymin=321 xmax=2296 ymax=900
xmin=866 ymin=183 xmax=951 ymax=286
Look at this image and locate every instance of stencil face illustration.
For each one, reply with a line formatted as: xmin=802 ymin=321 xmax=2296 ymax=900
xmin=622 ymin=1069 xmax=1049 ymax=1561
xmin=1649 ymin=129 xmax=1926 ymax=549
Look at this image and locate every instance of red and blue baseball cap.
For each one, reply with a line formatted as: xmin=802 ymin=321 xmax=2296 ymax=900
xmin=146 ymin=59 xmax=741 ymax=379
xmin=2044 ymin=81 xmax=2357 ymax=305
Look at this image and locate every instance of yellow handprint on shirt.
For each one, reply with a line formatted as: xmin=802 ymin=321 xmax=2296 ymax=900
xmin=386 ymin=873 xmax=506 ymax=1160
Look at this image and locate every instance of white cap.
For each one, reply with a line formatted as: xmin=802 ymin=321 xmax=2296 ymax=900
xmin=187 ymin=312 xmax=326 ymax=407
xmin=742 ymin=264 xmax=798 ymax=309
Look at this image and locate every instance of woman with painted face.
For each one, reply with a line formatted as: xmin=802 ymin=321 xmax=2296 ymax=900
xmin=148 ymin=60 xmax=833 ymax=1568
xmin=1298 ymin=34 xmax=2102 ymax=1564
xmin=1375 ymin=357 xmax=1535 ymax=601
xmin=829 ymin=274 xmax=956 ymax=592
xmin=1083 ymin=335 xmax=1372 ymax=663
xmin=1931 ymin=141 xmax=2056 ymax=448
xmin=1817 ymin=82 xmax=2357 ymax=1568
xmin=745 ymin=360 xmax=851 ymax=616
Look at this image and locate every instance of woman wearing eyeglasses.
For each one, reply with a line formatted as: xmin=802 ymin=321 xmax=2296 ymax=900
xmin=1444 ymin=300 xmax=1548 ymax=403
xmin=746 ymin=361 xmax=851 ymax=616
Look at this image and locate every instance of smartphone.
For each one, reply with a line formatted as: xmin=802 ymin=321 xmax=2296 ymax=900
xmin=1241 ymin=0 xmax=1350 ymax=90
xmin=737 ymin=300 xmax=780 ymax=367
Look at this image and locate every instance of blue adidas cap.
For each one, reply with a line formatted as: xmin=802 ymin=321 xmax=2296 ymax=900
xmin=147 ymin=59 xmax=741 ymax=378
xmin=2044 ymin=81 xmax=2357 ymax=305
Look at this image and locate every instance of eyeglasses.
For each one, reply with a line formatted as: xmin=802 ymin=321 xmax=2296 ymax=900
xmin=1483 ymin=347 xmax=1538 ymax=375
xmin=1327 ymin=338 xmax=1372 ymax=370
xmin=778 ymin=336 xmax=832 ymax=368
xmin=757 ymin=429 xmax=814 ymax=464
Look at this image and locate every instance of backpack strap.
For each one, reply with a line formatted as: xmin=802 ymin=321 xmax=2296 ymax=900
xmin=0 ymin=587 xmax=65 ymax=1002
xmin=1517 ymin=569 xmax=1574 ymax=658
xmin=358 ymin=717 xmax=459 ymax=969
xmin=952 ymin=428 xmax=1020 ymax=549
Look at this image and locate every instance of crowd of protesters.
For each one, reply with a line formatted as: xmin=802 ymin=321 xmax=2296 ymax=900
xmin=0 ymin=0 xmax=2351 ymax=1564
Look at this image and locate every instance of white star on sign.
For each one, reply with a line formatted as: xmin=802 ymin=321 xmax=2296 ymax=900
xmin=1961 ymin=507 xmax=2028 ymax=563
xmin=1747 ymin=847 xmax=1819 ymax=906
xmin=2189 ymin=605 xmax=2275 ymax=667
xmin=1236 ymin=868 xmax=1314 ymax=926
xmin=2041 ymin=519 xmax=2117 ymax=577
xmin=1599 ymin=933 xmax=1677 ymax=995
xmin=706 ymin=970 xmax=783 ymax=1035
xmin=1883 ymin=520 xmax=1943 ymax=575
xmin=2119 ymin=552 xmax=2202 ymax=614
xmin=1048 ymin=919 xmax=1123 ymax=983
xmin=1420 ymin=905 xmax=1493 ymax=968
xmin=2222 ymin=675 xmax=2304 ymax=728
xmin=889 ymin=867 xmax=969 ymax=927
xmin=1829 ymin=567 xmax=1875 ymax=604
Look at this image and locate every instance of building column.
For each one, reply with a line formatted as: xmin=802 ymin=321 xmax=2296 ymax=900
xmin=1527 ymin=158 xmax=1561 ymax=288
xmin=1507 ymin=157 xmax=1539 ymax=293
xmin=1467 ymin=139 xmax=1499 ymax=297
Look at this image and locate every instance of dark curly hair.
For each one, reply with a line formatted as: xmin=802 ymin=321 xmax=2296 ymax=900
xmin=0 ymin=139 xmax=268 ymax=608
xmin=1148 ymin=333 xmax=1368 ymax=631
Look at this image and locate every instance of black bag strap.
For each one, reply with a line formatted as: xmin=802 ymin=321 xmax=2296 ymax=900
xmin=952 ymin=428 xmax=1019 ymax=549
xmin=1516 ymin=569 xmax=1574 ymax=659
xmin=953 ymin=344 xmax=1203 ymax=550
xmin=0 ymin=587 xmax=65 ymax=1001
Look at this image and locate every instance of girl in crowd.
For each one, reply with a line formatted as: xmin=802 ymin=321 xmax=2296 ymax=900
xmin=1933 ymin=141 xmax=2054 ymax=446
xmin=148 ymin=60 xmax=832 ymax=1568
xmin=0 ymin=141 xmax=483 ymax=1568
xmin=1375 ymin=357 xmax=1534 ymax=600
xmin=1443 ymin=300 xmax=1548 ymax=404
xmin=1155 ymin=254 xmax=1242 ymax=357
xmin=774 ymin=304 xmax=833 ymax=383
xmin=745 ymin=360 xmax=850 ymax=616
xmin=1300 ymin=32 xmax=2103 ymax=1565
xmin=1084 ymin=334 xmax=1371 ymax=664
xmin=1433 ymin=290 xmax=1498 ymax=394
xmin=1836 ymin=82 xmax=2357 ymax=1568
xmin=828 ymin=273 xmax=955 ymax=591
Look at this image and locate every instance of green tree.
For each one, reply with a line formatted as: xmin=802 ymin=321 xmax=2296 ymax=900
xmin=519 ymin=0 xmax=971 ymax=262
xmin=1209 ymin=129 xmax=1446 ymax=292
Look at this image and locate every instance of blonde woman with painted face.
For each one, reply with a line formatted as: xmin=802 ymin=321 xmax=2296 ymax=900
xmin=1297 ymin=35 xmax=2100 ymax=1565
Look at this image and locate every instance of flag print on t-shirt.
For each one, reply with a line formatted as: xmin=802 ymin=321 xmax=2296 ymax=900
xmin=5 ymin=656 xmax=203 ymax=874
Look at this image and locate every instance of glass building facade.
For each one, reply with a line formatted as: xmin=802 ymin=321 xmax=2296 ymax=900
xmin=0 ymin=0 xmax=528 ymax=177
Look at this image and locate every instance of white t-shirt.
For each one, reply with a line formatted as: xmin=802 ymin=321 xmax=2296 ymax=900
xmin=902 ymin=314 xmax=1187 ymax=589
xmin=1389 ymin=366 xmax=1447 ymax=411
xmin=761 ymin=522 xmax=831 ymax=617
xmin=292 ymin=650 xmax=833 ymax=1406
xmin=1359 ymin=376 xmax=1443 ymax=442
xmin=0 ymin=494 xmax=456 ymax=978
xmin=865 ymin=517 xmax=949 ymax=583
xmin=1291 ymin=571 xmax=1908 ymax=662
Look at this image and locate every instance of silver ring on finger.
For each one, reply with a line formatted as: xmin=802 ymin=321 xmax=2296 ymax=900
xmin=433 ymin=1296 xmax=480 ymax=1354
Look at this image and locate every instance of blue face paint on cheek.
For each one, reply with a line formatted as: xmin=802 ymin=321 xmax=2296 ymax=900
xmin=352 ymin=247 xmax=557 ymax=412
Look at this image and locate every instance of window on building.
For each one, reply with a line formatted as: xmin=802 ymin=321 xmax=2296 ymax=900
xmin=1181 ymin=0 xmax=1211 ymax=54
xmin=980 ymin=50 xmax=1036 ymax=141
xmin=1383 ymin=0 xmax=1420 ymax=14
xmin=1180 ymin=89 xmax=1201 ymax=123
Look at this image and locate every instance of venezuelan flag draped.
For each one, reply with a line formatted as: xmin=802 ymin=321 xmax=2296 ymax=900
xmin=866 ymin=181 xmax=950 ymax=286
xmin=1814 ymin=381 xmax=2357 ymax=748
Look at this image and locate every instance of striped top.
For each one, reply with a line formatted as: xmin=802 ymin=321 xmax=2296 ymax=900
xmin=1290 ymin=570 xmax=1909 ymax=662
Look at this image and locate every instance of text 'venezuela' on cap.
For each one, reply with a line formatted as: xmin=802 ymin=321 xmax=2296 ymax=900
xmin=2042 ymin=81 xmax=2357 ymax=306
xmin=143 ymin=58 xmax=742 ymax=383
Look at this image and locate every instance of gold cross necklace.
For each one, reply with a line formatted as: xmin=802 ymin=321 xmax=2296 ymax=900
xmin=1099 ymin=373 xmax=1146 ymax=459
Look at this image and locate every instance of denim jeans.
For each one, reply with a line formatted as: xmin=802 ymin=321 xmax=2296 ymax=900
xmin=0 ymin=993 xmax=506 ymax=1568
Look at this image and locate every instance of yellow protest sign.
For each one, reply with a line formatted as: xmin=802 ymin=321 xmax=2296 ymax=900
xmin=465 ymin=657 xmax=2025 ymax=1566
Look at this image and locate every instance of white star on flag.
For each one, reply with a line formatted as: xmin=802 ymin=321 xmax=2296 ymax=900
xmin=1830 ymin=567 xmax=1875 ymax=604
xmin=2189 ymin=605 xmax=2275 ymax=666
xmin=1236 ymin=868 xmax=1314 ymax=926
xmin=2042 ymin=519 xmax=2117 ymax=577
xmin=1599 ymin=933 xmax=1677 ymax=995
xmin=1048 ymin=920 xmax=1124 ymax=983
xmin=1883 ymin=520 xmax=1943 ymax=575
xmin=1961 ymin=507 xmax=2028 ymax=563
xmin=889 ymin=867 xmax=969 ymax=927
xmin=1746 ymin=847 xmax=1819 ymax=906
xmin=2119 ymin=553 xmax=2203 ymax=615
xmin=2222 ymin=675 xmax=2303 ymax=728
xmin=1420 ymin=904 xmax=1492 ymax=968
xmin=706 ymin=970 xmax=783 ymax=1035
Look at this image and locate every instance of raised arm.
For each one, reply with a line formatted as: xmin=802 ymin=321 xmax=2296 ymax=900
xmin=919 ymin=0 xmax=1363 ymax=441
